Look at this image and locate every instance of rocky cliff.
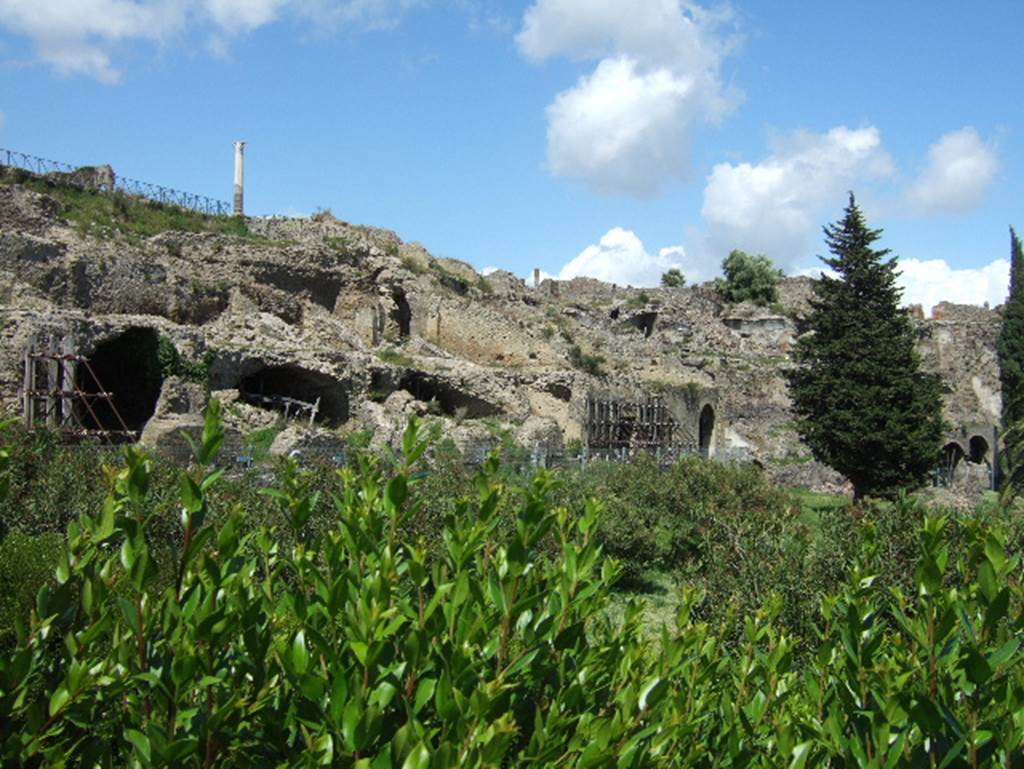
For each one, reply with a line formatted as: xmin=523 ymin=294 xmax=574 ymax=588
xmin=0 ymin=168 xmax=1003 ymax=494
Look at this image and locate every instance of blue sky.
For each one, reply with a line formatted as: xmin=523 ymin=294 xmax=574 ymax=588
xmin=0 ymin=0 xmax=1020 ymax=309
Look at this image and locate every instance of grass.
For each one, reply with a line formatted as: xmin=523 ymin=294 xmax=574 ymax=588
xmin=2 ymin=168 xmax=264 ymax=243
xmin=376 ymin=347 xmax=415 ymax=367
xmin=787 ymin=486 xmax=849 ymax=515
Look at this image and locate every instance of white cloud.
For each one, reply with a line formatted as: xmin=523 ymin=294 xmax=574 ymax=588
xmin=518 ymin=0 xmax=740 ymax=197
xmin=557 ymin=227 xmax=688 ymax=287
xmin=0 ymin=0 xmax=424 ymax=81
xmin=897 ymin=258 xmax=1009 ymax=312
xmin=905 ymin=127 xmax=999 ymax=216
xmin=204 ymin=0 xmax=290 ymax=33
xmin=0 ymin=0 xmax=185 ymax=81
xmin=700 ymin=125 xmax=895 ymax=268
xmin=798 ymin=257 xmax=1009 ymax=311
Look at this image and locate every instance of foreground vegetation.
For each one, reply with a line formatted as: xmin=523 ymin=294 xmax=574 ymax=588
xmin=1 ymin=410 xmax=1023 ymax=766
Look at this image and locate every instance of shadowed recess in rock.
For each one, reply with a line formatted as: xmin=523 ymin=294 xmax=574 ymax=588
xmin=239 ymin=365 xmax=349 ymax=426
xmin=399 ymin=371 xmax=500 ymax=419
xmin=78 ymin=327 xmax=163 ymax=435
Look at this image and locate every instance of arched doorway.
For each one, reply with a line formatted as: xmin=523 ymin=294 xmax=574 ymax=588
xmin=78 ymin=327 xmax=163 ymax=439
xmin=968 ymin=435 xmax=989 ymax=464
xmin=939 ymin=442 xmax=965 ymax=486
xmin=698 ymin=404 xmax=715 ymax=457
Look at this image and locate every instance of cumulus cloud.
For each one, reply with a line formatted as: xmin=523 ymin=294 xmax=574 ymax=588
xmin=801 ymin=258 xmax=1009 ymax=312
xmin=556 ymin=227 xmax=689 ymax=287
xmin=0 ymin=0 xmax=185 ymax=81
xmin=897 ymin=258 xmax=1009 ymax=311
xmin=518 ymin=0 xmax=740 ymax=197
xmin=905 ymin=127 xmax=999 ymax=216
xmin=0 ymin=0 xmax=424 ymax=81
xmin=700 ymin=125 xmax=895 ymax=268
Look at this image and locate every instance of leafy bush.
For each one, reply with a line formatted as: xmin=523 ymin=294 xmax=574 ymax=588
xmin=716 ymin=249 xmax=783 ymax=305
xmin=0 ymin=530 xmax=62 ymax=650
xmin=567 ymin=344 xmax=605 ymax=376
xmin=1 ymin=407 xmax=1024 ymax=766
xmin=660 ymin=268 xmax=685 ymax=287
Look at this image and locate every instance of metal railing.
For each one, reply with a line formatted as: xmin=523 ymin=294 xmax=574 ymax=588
xmin=1 ymin=147 xmax=231 ymax=216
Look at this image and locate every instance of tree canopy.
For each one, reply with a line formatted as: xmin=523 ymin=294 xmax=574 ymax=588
xmin=715 ymin=249 xmax=782 ymax=306
xmin=998 ymin=227 xmax=1024 ymax=493
xmin=786 ymin=194 xmax=945 ymax=500
xmin=660 ymin=267 xmax=685 ymax=288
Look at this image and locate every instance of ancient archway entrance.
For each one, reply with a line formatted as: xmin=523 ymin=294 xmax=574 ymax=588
xmin=939 ymin=442 xmax=965 ymax=486
xmin=698 ymin=404 xmax=715 ymax=457
xmin=968 ymin=435 xmax=989 ymax=465
xmin=78 ymin=327 xmax=162 ymax=438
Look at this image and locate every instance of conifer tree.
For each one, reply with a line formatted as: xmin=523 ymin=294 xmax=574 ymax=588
xmin=787 ymin=194 xmax=945 ymax=500
xmin=997 ymin=227 xmax=1024 ymax=492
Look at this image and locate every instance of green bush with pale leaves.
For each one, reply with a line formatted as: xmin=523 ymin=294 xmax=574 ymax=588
xmin=1 ymin=404 xmax=1023 ymax=767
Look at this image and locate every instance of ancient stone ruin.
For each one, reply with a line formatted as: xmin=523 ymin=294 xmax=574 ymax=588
xmin=0 ymin=164 xmax=1005 ymax=495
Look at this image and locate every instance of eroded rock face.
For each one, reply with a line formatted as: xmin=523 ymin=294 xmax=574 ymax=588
xmin=0 ymin=172 xmax=1004 ymax=496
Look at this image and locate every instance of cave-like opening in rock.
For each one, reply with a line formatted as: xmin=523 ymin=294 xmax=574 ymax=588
xmin=239 ymin=365 xmax=348 ymax=426
xmin=77 ymin=327 xmax=162 ymax=439
xmin=969 ymin=435 xmax=989 ymax=464
xmin=628 ymin=312 xmax=658 ymax=339
xmin=392 ymin=288 xmax=411 ymax=338
xmin=399 ymin=372 xmax=500 ymax=419
xmin=698 ymin=404 xmax=715 ymax=457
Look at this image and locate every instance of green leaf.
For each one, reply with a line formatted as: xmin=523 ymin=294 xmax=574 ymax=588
xmin=413 ymin=678 xmax=435 ymax=715
xmin=401 ymin=742 xmax=430 ymax=769
xmin=49 ymin=686 xmax=70 ymax=716
xmin=125 ymin=729 xmax=151 ymax=764
xmin=292 ymin=630 xmax=309 ymax=675
xmin=638 ymin=677 xmax=666 ymax=711
xmin=790 ymin=741 xmax=813 ymax=769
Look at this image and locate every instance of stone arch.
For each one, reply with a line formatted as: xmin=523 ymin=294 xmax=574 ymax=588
xmin=78 ymin=327 xmax=163 ymax=438
xmin=698 ymin=404 xmax=715 ymax=457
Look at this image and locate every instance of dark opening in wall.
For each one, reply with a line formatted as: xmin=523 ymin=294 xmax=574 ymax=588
xmin=969 ymin=435 xmax=989 ymax=464
xmin=698 ymin=404 xmax=715 ymax=456
xmin=399 ymin=372 xmax=500 ymax=419
xmin=392 ymin=288 xmax=412 ymax=338
xmin=608 ymin=307 xmax=620 ymax=320
xmin=628 ymin=312 xmax=658 ymax=338
xmin=78 ymin=327 xmax=162 ymax=437
xmin=239 ymin=365 xmax=348 ymax=426
xmin=940 ymin=442 xmax=965 ymax=484
xmin=544 ymin=382 xmax=572 ymax=402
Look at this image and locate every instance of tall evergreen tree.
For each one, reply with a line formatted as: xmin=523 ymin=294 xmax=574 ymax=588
xmin=997 ymin=227 xmax=1024 ymax=492
xmin=787 ymin=194 xmax=945 ymax=500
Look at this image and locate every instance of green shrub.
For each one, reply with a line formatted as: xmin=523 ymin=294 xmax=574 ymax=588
xmin=1 ymin=407 xmax=1023 ymax=766
xmin=567 ymin=344 xmax=605 ymax=376
xmin=715 ymin=249 xmax=783 ymax=305
xmin=0 ymin=530 xmax=62 ymax=650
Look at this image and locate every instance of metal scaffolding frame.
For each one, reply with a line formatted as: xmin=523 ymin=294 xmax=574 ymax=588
xmin=585 ymin=395 xmax=680 ymax=453
xmin=21 ymin=335 xmax=139 ymax=444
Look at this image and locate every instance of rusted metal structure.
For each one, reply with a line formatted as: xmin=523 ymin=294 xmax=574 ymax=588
xmin=585 ymin=395 xmax=680 ymax=453
xmin=21 ymin=335 xmax=139 ymax=444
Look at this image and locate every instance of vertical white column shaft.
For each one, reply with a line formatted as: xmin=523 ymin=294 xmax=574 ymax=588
xmin=233 ymin=141 xmax=246 ymax=216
